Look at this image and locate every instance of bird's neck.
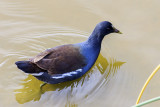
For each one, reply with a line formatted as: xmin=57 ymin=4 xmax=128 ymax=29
xmin=86 ymin=33 xmax=104 ymax=48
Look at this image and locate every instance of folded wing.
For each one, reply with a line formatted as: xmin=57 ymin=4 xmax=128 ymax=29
xmin=30 ymin=44 xmax=87 ymax=75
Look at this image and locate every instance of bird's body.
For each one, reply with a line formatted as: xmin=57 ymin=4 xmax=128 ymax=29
xmin=15 ymin=21 xmax=121 ymax=84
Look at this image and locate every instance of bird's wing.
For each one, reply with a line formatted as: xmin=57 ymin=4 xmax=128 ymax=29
xmin=29 ymin=48 xmax=55 ymax=63
xmin=30 ymin=45 xmax=86 ymax=75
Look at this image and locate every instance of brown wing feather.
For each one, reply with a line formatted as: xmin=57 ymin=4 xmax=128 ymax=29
xmin=30 ymin=45 xmax=86 ymax=75
xmin=29 ymin=48 xmax=55 ymax=63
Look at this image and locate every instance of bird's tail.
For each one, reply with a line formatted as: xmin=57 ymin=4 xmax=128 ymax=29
xmin=15 ymin=61 xmax=46 ymax=74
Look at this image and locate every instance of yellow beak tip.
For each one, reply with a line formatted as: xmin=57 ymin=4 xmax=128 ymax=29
xmin=118 ymin=31 xmax=123 ymax=34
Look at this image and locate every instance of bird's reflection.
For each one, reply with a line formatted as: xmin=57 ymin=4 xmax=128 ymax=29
xmin=14 ymin=53 xmax=125 ymax=105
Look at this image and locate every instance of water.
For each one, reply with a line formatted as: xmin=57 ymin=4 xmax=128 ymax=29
xmin=0 ymin=0 xmax=160 ymax=107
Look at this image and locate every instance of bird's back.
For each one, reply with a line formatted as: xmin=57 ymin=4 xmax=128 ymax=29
xmin=30 ymin=44 xmax=87 ymax=75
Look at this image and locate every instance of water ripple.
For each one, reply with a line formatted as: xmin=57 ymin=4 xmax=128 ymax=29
xmin=0 ymin=1 xmax=40 ymax=18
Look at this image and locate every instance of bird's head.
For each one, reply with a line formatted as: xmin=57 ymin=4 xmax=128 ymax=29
xmin=93 ymin=21 xmax=122 ymax=37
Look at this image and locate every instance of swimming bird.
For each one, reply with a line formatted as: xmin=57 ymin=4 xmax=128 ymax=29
xmin=15 ymin=21 xmax=122 ymax=84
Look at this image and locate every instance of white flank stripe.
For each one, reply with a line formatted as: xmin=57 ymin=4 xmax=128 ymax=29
xmin=52 ymin=76 xmax=64 ymax=79
xmin=31 ymin=72 xmax=44 ymax=76
xmin=52 ymin=69 xmax=82 ymax=79
xmin=76 ymin=69 xmax=82 ymax=72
